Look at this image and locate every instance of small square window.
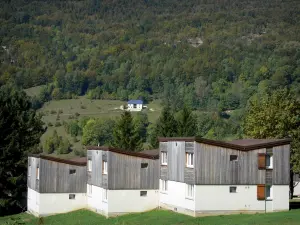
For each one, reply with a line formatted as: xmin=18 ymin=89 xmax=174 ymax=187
xmin=230 ymin=186 xmax=237 ymax=193
xmin=87 ymin=184 xmax=92 ymax=196
xmin=103 ymin=189 xmax=107 ymax=202
xmin=69 ymin=169 xmax=76 ymax=174
xmin=230 ymin=155 xmax=238 ymax=161
xmin=161 ymin=180 xmax=168 ymax=192
xmin=266 ymin=185 xmax=273 ymax=200
xmin=140 ymin=191 xmax=147 ymax=197
xmin=186 ymin=184 xmax=194 ymax=199
xmin=88 ymin=159 xmax=92 ymax=172
xmin=69 ymin=194 xmax=75 ymax=199
xmin=266 ymin=154 xmax=273 ymax=169
xmin=141 ymin=163 xmax=148 ymax=168
xmin=36 ymin=167 xmax=39 ymax=180
xmin=186 ymin=153 xmax=194 ymax=168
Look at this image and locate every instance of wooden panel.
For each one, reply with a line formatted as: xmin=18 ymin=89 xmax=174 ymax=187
xmin=273 ymin=144 xmax=290 ymax=185
xmin=90 ymin=150 xmax=102 ymax=187
xmin=258 ymin=153 xmax=266 ymax=169
xmin=184 ymin=167 xmax=194 ymax=184
xmin=168 ymin=141 xmax=185 ymax=182
xmin=108 ymin=151 xmax=159 ymax=190
xmin=160 ymin=166 xmax=168 ymax=180
xmin=195 ymin=143 xmax=266 ymax=185
xmin=266 ymin=170 xmax=272 ymax=185
xmin=39 ymin=159 xmax=87 ymax=193
xmin=185 ymin=142 xmax=194 ymax=153
xmin=160 ymin=142 xmax=168 ymax=152
xmin=27 ymin=157 xmax=39 ymax=191
xmin=257 ymin=185 xmax=265 ymax=200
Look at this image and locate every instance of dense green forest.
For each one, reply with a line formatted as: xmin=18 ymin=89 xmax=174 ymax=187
xmin=1 ymin=0 xmax=300 ymax=109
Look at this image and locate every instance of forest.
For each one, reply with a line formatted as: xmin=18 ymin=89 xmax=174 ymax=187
xmin=0 ymin=0 xmax=300 ymax=142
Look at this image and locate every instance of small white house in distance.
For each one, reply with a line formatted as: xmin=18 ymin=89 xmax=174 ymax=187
xmin=293 ymin=173 xmax=300 ymax=197
xmin=127 ymin=100 xmax=143 ymax=111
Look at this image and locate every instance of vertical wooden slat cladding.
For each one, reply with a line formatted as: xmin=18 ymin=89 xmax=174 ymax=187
xmin=108 ymin=151 xmax=159 ymax=190
xmin=195 ymin=143 xmax=266 ymax=185
xmin=28 ymin=157 xmax=39 ymax=191
xmin=185 ymin=142 xmax=194 ymax=153
xmin=258 ymin=153 xmax=266 ymax=170
xmin=159 ymin=142 xmax=168 ymax=180
xmin=184 ymin=167 xmax=195 ymax=184
xmin=257 ymin=184 xmax=265 ymax=200
xmin=168 ymin=141 xmax=185 ymax=182
xmin=266 ymin=170 xmax=273 ymax=184
xmin=160 ymin=166 xmax=168 ymax=180
xmin=90 ymin=150 xmax=102 ymax=187
xmin=273 ymin=145 xmax=290 ymax=185
xmin=39 ymin=159 xmax=87 ymax=193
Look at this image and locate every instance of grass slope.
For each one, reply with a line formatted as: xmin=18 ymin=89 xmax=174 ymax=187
xmin=1 ymin=209 xmax=300 ymax=225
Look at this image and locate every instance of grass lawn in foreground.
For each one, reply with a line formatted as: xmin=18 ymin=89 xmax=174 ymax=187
xmin=1 ymin=209 xmax=300 ymax=225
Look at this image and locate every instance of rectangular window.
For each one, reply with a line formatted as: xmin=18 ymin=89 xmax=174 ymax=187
xmin=266 ymin=154 xmax=273 ymax=169
xmin=161 ymin=180 xmax=168 ymax=192
xmin=69 ymin=194 xmax=75 ymax=200
xmin=230 ymin=186 xmax=237 ymax=193
xmin=103 ymin=189 xmax=107 ymax=202
xmin=230 ymin=155 xmax=238 ymax=161
xmin=186 ymin=184 xmax=194 ymax=199
xmin=102 ymin=161 xmax=107 ymax=174
xmin=140 ymin=191 xmax=147 ymax=197
xmin=141 ymin=163 xmax=148 ymax=168
xmin=186 ymin=153 xmax=194 ymax=168
xmin=266 ymin=186 xmax=272 ymax=200
xmin=161 ymin=152 xmax=167 ymax=165
xmin=36 ymin=167 xmax=39 ymax=180
xmin=88 ymin=159 xmax=92 ymax=172
xmin=87 ymin=184 xmax=92 ymax=196
xmin=69 ymin=169 xmax=76 ymax=174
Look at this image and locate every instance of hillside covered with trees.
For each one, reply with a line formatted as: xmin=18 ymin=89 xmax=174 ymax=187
xmin=1 ymin=0 xmax=299 ymax=110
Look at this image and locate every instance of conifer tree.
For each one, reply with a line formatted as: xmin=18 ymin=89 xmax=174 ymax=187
xmin=0 ymin=85 xmax=44 ymax=216
xmin=177 ymin=106 xmax=198 ymax=137
xmin=112 ymin=111 xmax=142 ymax=151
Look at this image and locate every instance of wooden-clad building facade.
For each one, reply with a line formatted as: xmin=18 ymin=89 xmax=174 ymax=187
xmin=158 ymin=137 xmax=291 ymax=216
xmin=27 ymin=155 xmax=87 ymax=217
xmin=86 ymin=146 xmax=159 ymax=217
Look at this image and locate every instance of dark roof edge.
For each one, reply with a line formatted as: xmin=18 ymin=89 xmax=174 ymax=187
xmin=86 ymin=146 xmax=159 ymax=160
xmin=158 ymin=137 xmax=292 ymax=151
xmin=28 ymin=154 xmax=87 ymax=166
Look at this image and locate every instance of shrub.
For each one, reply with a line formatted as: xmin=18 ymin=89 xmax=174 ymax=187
xmin=55 ymin=121 xmax=62 ymax=127
xmin=58 ymin=109 xmax=63 ymax=114
xmin=50 ymin=109 xmax=57 ymax=114
xmin=80 ymin=105 xmax=86 ymax=109
xmin=74 ymin=149 xmax=86 ymax=157
xmin=47 ymin=122 xmax=53 ymax=127
xmin=75 ymin=112 xmax=80 ymax=117
xmin=68 ymin=115 xmax=75 ymax=119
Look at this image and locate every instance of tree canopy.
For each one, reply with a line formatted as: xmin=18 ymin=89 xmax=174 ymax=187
xmin=0 ymin=85 xmax=44 ymax=216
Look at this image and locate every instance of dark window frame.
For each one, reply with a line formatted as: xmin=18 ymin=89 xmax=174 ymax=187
xmin=141 ymin=163 xmax=148 ymax=168
xmin=230 ymin=155 xmax=238 ymax=161
xmin=229 ymin=186 xmax=237 ymax=193
xmin=140 ymin=191 xmax=147 ymax=197
xmin=69 ymin=194 xmax=75 ymax=199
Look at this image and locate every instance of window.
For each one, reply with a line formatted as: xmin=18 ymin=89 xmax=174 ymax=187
xmin=141 ymin=163 xmax=148 ymax=168
xmin=88 ymin=159 xmax=92 ymax=172
xmin=230 ymin=155 xmax=238 ymax=161
xmin=69 ymin=194 xmax=75 ymax=199
xmin=186 ymin=153 xmax=194 ymax=168
xmin=103 ymin=189 xmax=107 ymax=202
xmin=186 ymin=184 xmax=194 ymax=199
xmin=266 ymin=186 xmax=272 ymax=200
xmin=161 ymin=180 xmax=168 ymax=192
xmin=266 ymin=154 xmax=273 ymax=169
xmin=140 ymin=191 xmax=147 ymax=197
xmin=161 ymin=152 xmax=167 ymax=165
xmin=36 ymin=167 xmax=39 ymax=180
xmin=87 ymin=184 xmax=92 ymax=196
xmin=69 ymin=169 xmax=76 ymax=174
xmin=102 ymin=161 xmax=107 ymax=174
xmin=230 ymin=186 xmax=237 ymax=193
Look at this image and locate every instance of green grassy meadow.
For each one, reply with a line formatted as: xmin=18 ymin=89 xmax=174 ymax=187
xmin=25 ymin=86 xmax=162 ymax=153
xmin=2 ymin=209 xmax=300 ymax=225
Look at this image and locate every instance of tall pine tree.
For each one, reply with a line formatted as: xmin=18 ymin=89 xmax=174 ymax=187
xmin=176 ymin=106 xmax=198 ymax=136
xmin=0 ymin=85 xmax=44 ymax=216
xmin=150 ymin=106 xmax=178 ymax=148
xmin=112 ymin=111 xmax=142 ymax=151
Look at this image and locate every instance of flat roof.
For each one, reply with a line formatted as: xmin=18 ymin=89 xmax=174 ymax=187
xmin=86 ymin=146 xmax=159 ymax=159
xmin=28 ymin=154 xmax=87 ymax=166
xmin=158 ymin=137 xmax=291 ymax=151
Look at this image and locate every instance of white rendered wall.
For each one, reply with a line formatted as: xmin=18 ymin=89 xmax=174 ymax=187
xmin=27 ymin=187 xmax=39 ymax=216
xmin=39 ymin=193 xmax=86 ymax=216
xmin=87 ymin=185 xmax=108 ymax=215
xmin=159 ymin=180 xmax=195 ymax=211
xmin=108 ymin=190 xmax=159 ymax=215
xmin=294 ymin=182 xmax=300 ymax=196
xmin=195 ymin=185 xmax=289 ymax=212
xmin=127 ymin=104 xmax=143 ymax=111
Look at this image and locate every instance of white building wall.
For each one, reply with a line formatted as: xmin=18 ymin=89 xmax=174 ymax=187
xmin=87 ymin=185 xmax=108 ymax=215
xmin=108 ymin=189 xmax=159 ymax=215
xmin=127 ymin=103 xmax=143 ymax=111
xmin=294 ymin=181 xmax=300 ymax=196
xmin=27 ymin=187 xmax=39 ymax=216
xmin=272 ymin=185 xmax=289 ymax=211
xmin=159 ymin=180 xmax=195 ymax=212
xmin=28 ymin=187 xmax=87 ymax=216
